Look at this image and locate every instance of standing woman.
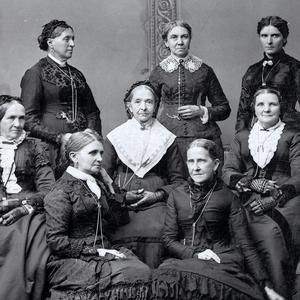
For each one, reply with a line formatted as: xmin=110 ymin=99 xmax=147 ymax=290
xmin=20 ymin=19 xmax=102 ymax=173
xmin=149 ymin=20 xmax=231 ymax=162
xmin=236 ymin=16 xmax=300 ymax=132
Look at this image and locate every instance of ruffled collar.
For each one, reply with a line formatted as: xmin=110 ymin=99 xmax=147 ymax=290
xmin=187 ymin=176 xmax=218 ymax=202
xmin=159 ymin=54 xmax=203 ymax=73
xmin=263 ymin=49 xmax=286 ymax=65
xmin=0 ymin=131 xmax=27 ymax=194
xmin=107 ymin=118 xmax=176 ymax=179
xmin=248 ymin=120 xmax=285 ymax=169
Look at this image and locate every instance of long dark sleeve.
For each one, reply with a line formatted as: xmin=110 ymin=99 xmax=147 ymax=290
xmin=206 ymin=67 xmax=231 ymax=122
xmin=45 ymin=188 xmax=85 ymax=258
xmin=163 ymin=192 xmax=195 ymax=259
xmin=21 ymin=68 xmax=59 ymax=144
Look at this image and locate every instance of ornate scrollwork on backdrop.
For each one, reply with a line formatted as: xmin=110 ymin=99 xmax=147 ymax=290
xmin=147 ymin=0 xmax=180 ymax=72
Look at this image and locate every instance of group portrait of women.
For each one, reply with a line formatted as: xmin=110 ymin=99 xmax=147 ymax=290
xmin=0 ymin=13 xmax=299 ymax=300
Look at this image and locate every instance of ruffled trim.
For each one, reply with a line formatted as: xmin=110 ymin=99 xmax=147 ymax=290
xmin=151 ymin=269 xmax=263 ymax=300
xmin=248 ymin=121 xmax=285 ymax=169
xmin=50 ymin=281 xmax=150 ymax=300
xmin=159 ymin=55 xmax=202 ymax=73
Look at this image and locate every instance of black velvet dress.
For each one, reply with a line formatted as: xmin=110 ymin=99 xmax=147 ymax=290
xmin=152 ymin=178 xmax=267 ymax=300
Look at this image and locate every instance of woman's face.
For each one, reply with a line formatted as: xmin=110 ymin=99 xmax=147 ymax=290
xmin=70 ymin=140 xmax=104 ymax=175
xmin=48 ymin=28 xmax=75 ymax=61
xmin=165 ymin=26 xmax=191 ymax=58
xmin=255 ymin=92 xmax=281 ymax=128
xmin=127 ymin=86 xmax=155 ymax=124
xmin=259 ymin=25 xmax=285 ymax=58
xmin=187 ymin=146 xmax=219 ymax=184
xmin=0 ymin=102 xmax=25 ymax=140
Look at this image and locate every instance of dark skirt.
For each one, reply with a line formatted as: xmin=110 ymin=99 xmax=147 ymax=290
xmin=152 ymin=250 xmax=265 ymax=300
xmin=47 ymin=248 xmax=151 ymax=300
xmin=0 ymin=213 xmax=50 ymax=300
xmin=112 ymin=172 xmax=167 ymax=268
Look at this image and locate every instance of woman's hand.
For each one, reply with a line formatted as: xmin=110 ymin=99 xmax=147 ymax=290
xmin=178 ymin=105 xmax=204 ymax=119
xmin=129 ymin=191 xmax=160 ymax=208
xmin=0 ymin=206 xmax=29 ymax=225
xmin=264 ymin=286 xmax=284 ymax=300
xmin=125 ymin=189 xmax=144 ymax=205
xmin=196 ymin=249 xmax=221 ymax=263
xmin=97 ymin=249 xmax=126 ymax=259
xmin=235 ymin=180 xmax=252 ymax=193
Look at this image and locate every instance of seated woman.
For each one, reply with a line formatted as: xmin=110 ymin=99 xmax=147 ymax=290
xmin=103 ymin=80 xmax=185 ymax=268
xmin=152 ymin=139 xmax=282 ymax=300
xmin=0 ymin=95 xmax=55 ymax=300
xmin=44 ymin=129 xmax=151 ymax=300
xmin=223 ymin=86 xmax=300 ymax=299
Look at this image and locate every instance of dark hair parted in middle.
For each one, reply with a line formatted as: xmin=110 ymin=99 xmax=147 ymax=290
xmin=65 ymin=129 xmax=103 ymax=164
xmin=257 ymin=16 xmax=289 ymax=46
xmin=38 ymin=19 xmax=73 ymax=51
xmin=0 ymin=95 xmax=23 ymax=121
xmin=162 ymin=20 xmax=192 ymax=41
xmin=123 ymin=80 xmax=158 ymax=118
xmin=187 ymin=138 xmax=221 ymax=161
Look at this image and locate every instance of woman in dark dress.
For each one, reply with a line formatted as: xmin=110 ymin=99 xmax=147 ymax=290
xmin=44 ymin=129 xmax=151 ymax=300
xmin=20 ymin=19 xmax=102 ymax=173
xmin=0 ymin=95 xmax=55 ymax=300
xmin=149 ymin=20 xmax=231 ymax=162
xmin=236 ymin=16 xmax=300 ymax=132
xmin=223 ymin=86 xmax=300 ymax=299
xmin=152 ymin=139 xmax=282 ymax=300
xmin=103 ymin=81 xmax=185 ymax=268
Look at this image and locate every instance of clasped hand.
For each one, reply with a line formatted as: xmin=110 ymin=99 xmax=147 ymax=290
xmin=196 ymin=249 xmax=221 ymax=264
xmin=127 ymin=190 xmax=157 ymax=208
xmin=177 ymin=105 xmax=204 ymax=119
xmin=97 ymin=249 xmax=126 ymax=259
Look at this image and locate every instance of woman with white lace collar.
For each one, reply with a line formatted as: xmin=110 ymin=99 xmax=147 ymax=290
xmin=0 ymin=95 xmax=55 ymax=300
xmin=103 ymin=80 xmax=185 ymax=268
xmin=223 ymin=86 xmax=300 ymax=298
xmin=44 ymin=129 xmax=151 ymax=300
xmin=149 ymin=20 xmax=231 ymax=163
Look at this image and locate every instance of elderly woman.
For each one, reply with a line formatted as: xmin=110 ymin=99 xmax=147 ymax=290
xmin=103 ymin=80 xmax=185 ymax=268
xmin=149 ymin=20 xmax=231 ymax=162
xmin=236 ymin=16 xmax=300 ymax=132
xmin=152 ymin=139 xmax=282 ymax=300
xmin=0 ymin=95 xmax=55 ymax=300
xmin=223 ymin=86 xmax=300 ymax=299
xmin=20 ymin=19 xmax=101 ymax=174
xmin=44 ymin=129 xmax=151 ymax=300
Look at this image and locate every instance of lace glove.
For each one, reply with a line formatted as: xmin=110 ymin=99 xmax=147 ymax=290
xmin=271 ymin=184 xmax=296 ymax=207
xmin=249 ymin=195 xmax=277 ymax=215
xmin=250 ymin=178 xmax=278 ymax=194
xmin=0 ymin=206 xmax=29 ymax=225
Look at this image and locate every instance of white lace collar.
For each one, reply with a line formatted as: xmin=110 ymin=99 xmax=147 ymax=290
xmin=66 ymin=166 xmax=101 ymax=199
xmin=48 ymin=53 xmax=67 ymax=67
xmin=248 ymin=120 xmax=285 ymax=169
xmin=107 ymin=118 xmax=176 ymax=178
xmin=159 ymin=54 xmax=203 ymax=73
